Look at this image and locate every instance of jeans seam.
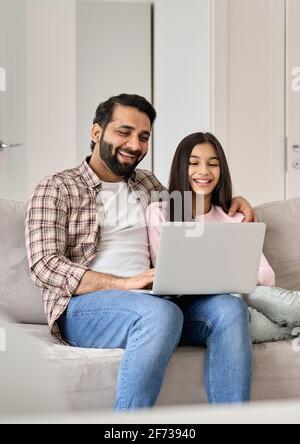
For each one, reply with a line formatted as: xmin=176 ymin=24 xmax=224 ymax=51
xmin=187 ymin=319 xmax=215 ymax=403
xmin=208 ymin=336 xmax=216 ymax=404
xmin=64 ymin=308 xmax=147 ymax=319
xmin=184 ymin=318 xmax=215 ymax=403
xmin=116 ymin=312 xmax=182 ymax=410
xmin=117 ymin=322 xmax=143 ymax=410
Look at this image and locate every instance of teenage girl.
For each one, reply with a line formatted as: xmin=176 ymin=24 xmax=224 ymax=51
xmin=146 ymin=132 xmax=275 ymax=404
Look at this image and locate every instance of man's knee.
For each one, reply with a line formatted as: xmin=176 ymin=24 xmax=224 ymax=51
xmin=146 ymin=298 xmax=184 ymax=335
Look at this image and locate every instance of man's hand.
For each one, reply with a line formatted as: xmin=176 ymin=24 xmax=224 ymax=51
xmin=228 ymin=196 xmax=257 ymax=222
xmin=75 ymin=269 xmax=155 ymax=295
xmin=121 ymin=269 xmax=156 ymax=291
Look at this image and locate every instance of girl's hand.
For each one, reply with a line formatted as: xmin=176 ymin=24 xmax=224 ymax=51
xmin=228 ymin=196 xmax=256 ymax=222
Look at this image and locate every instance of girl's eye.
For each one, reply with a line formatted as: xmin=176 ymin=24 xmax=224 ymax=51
xmin=209 ymin=164 xmax=219 ymax=167
xmin=189 ymin=163 xmax=198 ymax=166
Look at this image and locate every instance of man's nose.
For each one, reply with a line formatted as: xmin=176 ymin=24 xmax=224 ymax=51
xmin=125 ymin=134 xmax=141 ymax=150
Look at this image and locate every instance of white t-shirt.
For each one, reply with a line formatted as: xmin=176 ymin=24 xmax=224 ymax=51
xmin=90 ymin=180 xmax=151 ymax=277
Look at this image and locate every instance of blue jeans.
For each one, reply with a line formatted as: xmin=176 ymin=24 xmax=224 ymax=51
xmin=57 ymin=291 xmax=252 ymax=411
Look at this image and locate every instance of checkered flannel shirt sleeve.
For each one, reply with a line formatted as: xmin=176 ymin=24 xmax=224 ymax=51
xmin=25 ymin=177 xmax=89 ymax=298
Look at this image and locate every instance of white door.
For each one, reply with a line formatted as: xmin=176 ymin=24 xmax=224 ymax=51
xmin=213 ymin=0 xmax=286 ymax=207
xmin=0 ymin=0 xmax=26 ymax=202
xmin=286 ymin=0 xmax=300 ymax=198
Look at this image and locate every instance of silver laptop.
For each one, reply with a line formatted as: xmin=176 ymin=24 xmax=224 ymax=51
xmin=134 ymin=222 xmax=266 ymax=296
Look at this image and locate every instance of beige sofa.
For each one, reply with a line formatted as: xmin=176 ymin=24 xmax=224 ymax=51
xmin=0 ymin=197 xmax=300 ymax=412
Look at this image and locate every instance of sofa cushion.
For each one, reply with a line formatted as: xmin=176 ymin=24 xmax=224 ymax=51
xmin=20 ymin=324 xmax=300 ymax=411
xmin=255 ymin=198 xmax=300 ymax=290
xmin=0 ymin=199 xmax=46 ymax=324
xmin=0 ymin=314 xmax=65 ymax=415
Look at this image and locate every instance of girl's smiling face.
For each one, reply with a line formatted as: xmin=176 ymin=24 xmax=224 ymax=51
xmin=188 ymin=143 xmax=221 ymax=199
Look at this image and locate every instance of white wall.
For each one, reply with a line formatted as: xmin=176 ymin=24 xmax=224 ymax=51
xmin=24 ymin=0 xmax=213 ymax=194
xmin=76 ymin=1 xmax=152 ymax=170
xmin=0 ymin=0 xmax=9 ymax=199
xmin=153 ymin=0 xmax=212 ymax=187
xmin=25 ymin=0 xmax=155 ymax=198
xmin=3 ymin=0 xmax=291 ymax=205
xmin=26 ymin=0 xmax=76 ymax=197
xmin=0 ymin=0 xmax=26 ymax=202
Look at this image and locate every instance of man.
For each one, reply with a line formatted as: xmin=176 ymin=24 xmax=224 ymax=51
xmin=25 ymin=94 xmax=254 ymax=411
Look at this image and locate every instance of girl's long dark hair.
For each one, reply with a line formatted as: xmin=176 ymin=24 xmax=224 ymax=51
xmin=168 ymin=132 xmax=233 ymax=222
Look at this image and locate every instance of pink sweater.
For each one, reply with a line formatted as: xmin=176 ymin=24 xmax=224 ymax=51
xmin=146 ymin=202 xmax=275 ymax=287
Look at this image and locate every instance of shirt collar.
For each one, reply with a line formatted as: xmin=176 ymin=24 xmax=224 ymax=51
xmin=79 ymin=157 xmax=102 ymax=190
xmin=79 ymin=156 xmax=137 ymax=190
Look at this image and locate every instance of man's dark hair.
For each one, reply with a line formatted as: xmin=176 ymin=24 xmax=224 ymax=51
xmin=91 ymin=94 xmax=156 ymax=151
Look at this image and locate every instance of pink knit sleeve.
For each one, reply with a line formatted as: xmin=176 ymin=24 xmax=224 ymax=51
xmin=257 ymin=253 xmax=276 ymax=287
xmin=146 ymin=203 xmax=165 ymax=267
xmin=236 ymin=213 xmax=275 ymax=286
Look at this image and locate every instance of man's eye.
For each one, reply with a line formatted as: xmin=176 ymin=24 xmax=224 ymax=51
xmin=118 ymin=131 xmax=129 ymax=136
xmin=140 ymin=137 xmax=149 ymax=143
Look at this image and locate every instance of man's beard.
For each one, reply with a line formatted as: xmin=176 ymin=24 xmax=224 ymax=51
xmin=99 ymin=135 xmax=145 ymax=177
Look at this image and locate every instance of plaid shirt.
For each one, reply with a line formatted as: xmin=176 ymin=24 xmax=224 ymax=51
xmin=25 ymin=157 xmax=166 ymax=341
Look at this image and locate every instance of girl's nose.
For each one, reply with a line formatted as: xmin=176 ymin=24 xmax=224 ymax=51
xmin=197 ymin=164 xmax=210 ymax=175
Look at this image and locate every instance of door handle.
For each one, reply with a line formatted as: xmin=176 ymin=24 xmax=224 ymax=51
xmin=0 ymin=141 xmax=23 ymax=151
xmin=292 ymin=160 xmax=300 ymax=169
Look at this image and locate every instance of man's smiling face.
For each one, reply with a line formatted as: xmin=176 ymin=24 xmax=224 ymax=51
xmin=94 ymin=105 xmax=152 ymax=178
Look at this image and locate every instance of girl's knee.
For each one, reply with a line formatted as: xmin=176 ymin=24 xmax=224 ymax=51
xmin=212 ymin=295 xmax=250 ymax=327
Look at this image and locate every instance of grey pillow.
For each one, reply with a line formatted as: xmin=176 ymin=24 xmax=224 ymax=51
xmin=246 ymin=286 xmax=300 ymax=328
xmin=249 ymin=308 xmax=294 ymax=344
xmin=0 ymin=199 xmax=46 ymax=324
